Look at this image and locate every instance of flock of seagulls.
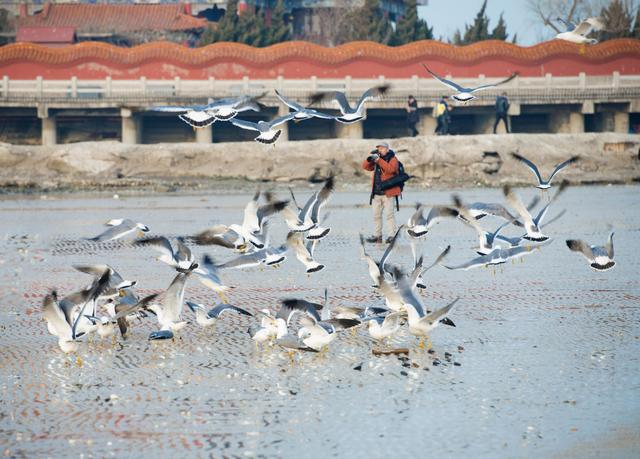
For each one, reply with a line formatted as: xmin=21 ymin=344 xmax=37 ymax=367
xmin=150 ymin=86 xmax=389 ymax=145
xmin=42 ymin=150 xmax=617 ymax=360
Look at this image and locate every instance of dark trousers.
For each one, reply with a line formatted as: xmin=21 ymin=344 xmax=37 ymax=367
xmin=408 ymin=121 xmax=419 ymax=137
xmin=494 ymin=113 xmax=509 ymax=133
xmin=436 ymin=115 xmax=449 ymax=135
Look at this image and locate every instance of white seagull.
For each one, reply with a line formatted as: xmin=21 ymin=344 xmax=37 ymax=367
xmin=406 ymin=204 xmax=459 ymax=238
xmin=275 ymin=90 xmax=336 ymax=121
xmin=511 ymin=153 xmax=580 ymax=190
xmin=566 ymin=232 xmax=615 ymax=271
xmin=87 ymin=219 xmax=149 ymax=242
xmin=186 ymin=301 xmax=252 ymax=328
xmin=423 ymin=64 xmax=518 ymax=103
xmin=308 ymin=85 xmax=389 ymax=124
xmin=230 ymin=112 xmax=295 ymax=144
xmin=555 ymin=16 xmax=605 ymax=45
xmin=284 ymin=176 xmax=335 ymax=239
xmin=287 ymin=231 xmax=324 ymax=273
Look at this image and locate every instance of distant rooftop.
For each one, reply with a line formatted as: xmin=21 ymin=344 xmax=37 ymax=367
xmin=17 ymin=3 xmax=206 ymax=34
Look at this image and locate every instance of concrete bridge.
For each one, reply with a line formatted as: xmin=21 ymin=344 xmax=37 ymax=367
xmin=1 ymin=72 xmax=638 ymax=145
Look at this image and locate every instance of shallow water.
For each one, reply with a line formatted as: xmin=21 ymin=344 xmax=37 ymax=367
xmin=1 ymin=185 xmax=639 ymax=458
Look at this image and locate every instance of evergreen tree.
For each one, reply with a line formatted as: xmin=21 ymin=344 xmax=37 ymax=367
xmin=237 ymin=6 xmax=266 ymax=47
xmin=598 ymin=0 xmax=633 ymax=41
xmin=490 ymin=13 xmax=508 ymax=40
xmin=453 ymin=0 xmax=511 ymax=45
xmin=633 ymin=8 xmax=640 ymax=39
xmin=265 ymin=0 xmax=290 ymax=45
xmin=391 ymin=0 xmax=433 ymax=45
xmin=347 ymin=0 xmax=393 ymax=44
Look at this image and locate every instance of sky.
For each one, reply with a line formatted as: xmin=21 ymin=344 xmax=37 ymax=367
xmin=418 ymin=0 xmax=552 ymax=46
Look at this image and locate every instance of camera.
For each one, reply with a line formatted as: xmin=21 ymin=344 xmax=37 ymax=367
xmin=367 ymin=152 xmax=379 ymax=163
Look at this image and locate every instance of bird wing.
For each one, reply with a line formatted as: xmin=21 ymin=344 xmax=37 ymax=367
xmin=605 ymin=232 xmax=615 ymax=258
xmin=267 ymin=113 xmax=296 ymax=128
xmin=444 ymin=253 xmax=493 ymax=271
xmin=511 ymin=153 xmax=544 ymax=185
xmin=424 ymin=245 xmax=451 ymax=272
xmin=566 ymin=239 xmax=594 ymax=261
xmin=89 ymin=221 xmax=136 ymax=242
xmin=470 ymin=73 xmax=518 ymax=93
xmin=420 ymin=298 xmax=460 ymax=325
xmin=208 ymin=304 xmax=253 ymax=319
xmin=135 ymin=236 xmax=176 ymax=263
xmin=423 ymin=65 xmax=465 ymax=92
xmin=256 ymin=199 xmax=289 ymax=229
xmin=359 ymin=234 xmax=382 ymax=281
xmin=453 ymin=195 xmax=486 ymax=238
xmin=408 ymin=204 xmax=425 ymax=227
xmin=148 ymin=105 xmax=191 ymax=113
xmin=242 ymin=190 xmax=261 ymax=233
xmin=216 ymin=250 xmax=265 ymax=269
xmin=112 ymin=293 xmax=159 ymax=321
xmin=379 ymin=225 xmax=404 ymax=273
xmin=425 ymin=206 xmax=459 ymax=227
xmin=230 ymin=118 xmax=260 ymax=132
xmin=175 ymin=238 xmax=194 ymax=266
xmin=503 ymin=185 xmax=535 ymax=230
xmin=192 ymin=225 xmax=238 ymax=249
xmin=310 ymin=176 xmax=335 ymax=223
xmin=73 ymin=264 xmax=120 ymax=283
xmin=355 ymin=85 xmax=389 ymax=112
xmin=162 ymin=272 xmax=189 ymax=323
xmin=277 ymin=299 xmax=322 ymax=325
xmin=42 ymin=291 xmax=71 ymax=339
xmin=287 ymin=231 xmax=316 ymax=268
xmin=548 ymin=156 xmax=580 ymax=183
xmin=275 ymin=89 xmax=303 ymax=111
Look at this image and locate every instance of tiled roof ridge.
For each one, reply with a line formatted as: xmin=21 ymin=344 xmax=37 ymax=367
xmin=2 ymin=39 xmax=638 ymax=67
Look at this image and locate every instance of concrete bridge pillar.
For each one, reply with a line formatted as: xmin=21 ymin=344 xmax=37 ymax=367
xmin=121 ymin=108 xmax=140 ymax=144
xmin=417 ymin=108 xmax=437 ymax=136
xmin=38 ymin=106 xmax=56 ymax=146
xmin=614 ymin=111 xmax=629 ymax=133
xmin=195 ymin=125 xmax=213 ymax=144
xmin=549 ymin=111 xmax=584 ymax=133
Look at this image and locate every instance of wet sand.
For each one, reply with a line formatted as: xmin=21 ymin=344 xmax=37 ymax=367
xmin=1 ymin=185 xmax=639 ymax=458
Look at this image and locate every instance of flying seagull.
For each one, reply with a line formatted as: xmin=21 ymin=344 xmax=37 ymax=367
xmin=308 ymin=85 xmax=389 ymax=124
xmin=135 ymin=236 xmax=196 ymax=272
xmin=443 ymin=242 xmax=549 ymax=271
xmin=186 ymin=301 xmax=252 ymax=328
xmin=406 ymin=204 xmax=459 ymax=238
xmin=149 ymin=94 xmax=266 ymax=128
xmin=503 ymin=182 xmax=567 ymax=242
xmin=87 ymin=219 xmax=149 ymax=243
xmin=453 ymin=195 xmax=513 ymax=255
xmin=423 ymin=65 xmax=518 ymax=103
xmin=555 ymin=16 xmax=605 ymax=45
xmin=287 ymin=231 xmax=324 ymax=273
xmin=511 ymin=153 xmax=580 ymax=190
xmin=275 ymin=90 xmax=336 ymax=122
xmin=283 ymin=177 xmax=334 ymax=239
xmin=230 ymin=113 xmax=296 ymax=144
xmin=566 ymin=232 xmax=615 ymax=271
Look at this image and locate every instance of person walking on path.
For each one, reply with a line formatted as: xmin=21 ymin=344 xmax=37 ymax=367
xmin=406 ymin=95 xmax=419 ymax=137
xmin=362 ymin=141 xmax=401 ymax=244
xmin=494 ymin=92 xmax=510 ymax=133
xmin=435 ymin=96 xmax=451 ymax=135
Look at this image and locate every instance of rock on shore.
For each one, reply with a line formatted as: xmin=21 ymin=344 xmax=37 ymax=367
xmin=0 ymin=133 xmax=638 ymax=192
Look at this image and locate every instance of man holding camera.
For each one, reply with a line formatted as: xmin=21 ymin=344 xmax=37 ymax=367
xmin=362 ymin=141 xmax=400 ymax=244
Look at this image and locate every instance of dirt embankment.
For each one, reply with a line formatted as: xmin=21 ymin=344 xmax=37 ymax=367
xmin=0 ymin=133 xmax=638 ymax=193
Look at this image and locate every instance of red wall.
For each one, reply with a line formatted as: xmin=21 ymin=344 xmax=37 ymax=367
xmin=1 ymin=39 xmax=638 ymax=80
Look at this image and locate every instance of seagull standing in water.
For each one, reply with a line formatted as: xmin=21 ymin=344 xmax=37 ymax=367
xmin=423 ymin=65 xmax=518 ymax=104
xmin=566 ymin=232 xmax=615 ymax=271
xmin=308 ymin=85 xmax=389 ymax=124
xmin=511 ymin=153 xmax=580 ymax=190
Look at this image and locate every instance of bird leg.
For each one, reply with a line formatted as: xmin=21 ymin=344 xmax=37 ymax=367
xmin=427 ymin=336 xmax=433 ymax=350
xmin=218 ymin=291 xmax=229 ymax=304
xmin=75 ymin=352 xmax=83 ymax=367
xmin=419 ymin=337 xmax=425 ymax=349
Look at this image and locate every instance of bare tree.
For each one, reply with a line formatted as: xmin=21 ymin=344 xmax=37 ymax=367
xmin=527 ymin=0 xmax=615 ymax=33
